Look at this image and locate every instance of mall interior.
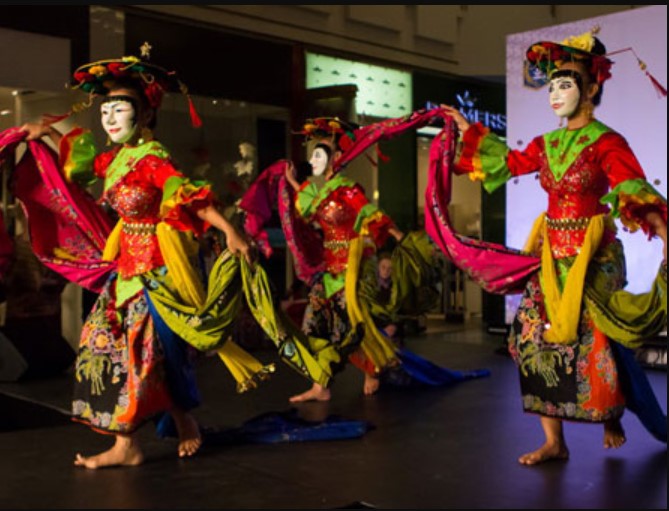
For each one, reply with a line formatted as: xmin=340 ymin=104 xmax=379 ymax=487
xmin=0 ymin=5 xmax=666 ymax=510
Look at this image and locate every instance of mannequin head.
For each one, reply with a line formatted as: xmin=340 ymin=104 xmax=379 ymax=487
xmin=239 ymin=142 xmax=255 ymax=160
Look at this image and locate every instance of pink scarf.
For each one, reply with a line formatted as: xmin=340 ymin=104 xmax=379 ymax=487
xmin=237 ymin=108 xmax=540 ymax=292
xmin=424 ymin=119 xmax=540 ymax=294
xmin=239 ymin=160 xmax=324 ymax=284
xmin=0 ymin=127 xmax=116 ymax=292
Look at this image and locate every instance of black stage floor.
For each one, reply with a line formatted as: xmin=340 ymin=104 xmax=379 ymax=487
xmin=0 ymin=320 xmax=666 ymax=509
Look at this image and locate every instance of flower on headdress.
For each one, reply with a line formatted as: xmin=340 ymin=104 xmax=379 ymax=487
xmin=88 ymin=65 xmax=108 ymax=77
xmin=328 ymin=120 xmax=341 ymax=130
xmin=143 ymin=81 xmax=165 ymax=108
xmin=122 ymin=56 xmax=140 ymax=64
xmin=303 ymin=123 xmax=317 ymax=133
xmin=339 ymin=133 xmax=354 ymax=151
xmin=590 ymin=57 xmax=613 ymax=85
xmin=107 ymin=62 xmax=128 ymax=77
xmin=74 ymin=71 xmax=93 ymax=83
xmin=560 ymin=31 xmax=595 ymax=53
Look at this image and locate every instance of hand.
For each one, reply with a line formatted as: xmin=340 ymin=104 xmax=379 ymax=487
xmin=285 ymin=161 xmax=301 ymax=191
xmin=226 ymin=228 xmax=254 ymax=266
xmin=389 ymin=226 xmax=404 ymax=242
xmin=285 ymin=161 xmax=296 ymax=180
xmin=657 ymin=220 xmax=667 ymax=262
xmin=658 ymin=225 xmax=667 ymax=263
xmin=645 ymin=211 xmax=667 ymax=262
xmin=20 ymin=122 xmax=51 ymax=141
xmin=440 ymin=105 xmax=470 ymax=134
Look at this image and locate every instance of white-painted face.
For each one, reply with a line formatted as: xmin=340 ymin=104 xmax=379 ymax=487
xmin=309 ymin=146 xmax=330 ymax=177
xmin=100 ymin=98 xmax=137 ymax=144
xmin=548 ymin=75 xmax=581 ymax=119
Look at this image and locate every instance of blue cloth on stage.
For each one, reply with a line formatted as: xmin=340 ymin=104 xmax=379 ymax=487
xmin=381 ymin=348 xmax=491 ymax=388
xmin=204 ymin=409 xmax=373 ymax=445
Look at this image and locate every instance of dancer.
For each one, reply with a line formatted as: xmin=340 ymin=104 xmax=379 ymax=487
xmin=440 ymin=28 xmax=667 ymax=465
xmin=240 ymin=114 xmax=490 ymax=403
xmin=283 ymin=120 xmax=404 ymax=400
xmin=13 ymin=50 xmax=263 ymax=468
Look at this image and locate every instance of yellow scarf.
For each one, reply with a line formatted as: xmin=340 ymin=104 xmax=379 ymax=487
xmin=524 ymin=212 xmax=606 ymax=344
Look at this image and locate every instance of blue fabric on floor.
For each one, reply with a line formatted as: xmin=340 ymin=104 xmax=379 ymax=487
xmin=382 ymin=348 xmax=491 ymax=388
xmin=611 ymin=342 xmax=667 ymax=443
xmin=204 ymin=409 xmax=373 ymax=445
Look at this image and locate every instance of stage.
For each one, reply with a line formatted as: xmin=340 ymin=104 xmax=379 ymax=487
xmin=0 ymin=319 xmax=666 ymax=509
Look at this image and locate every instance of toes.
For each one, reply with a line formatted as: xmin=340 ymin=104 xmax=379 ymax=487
xmin=518 ymin=454 xmax=538 ymax=465
xmin=178 ymin=439 xmax=202 ymax=458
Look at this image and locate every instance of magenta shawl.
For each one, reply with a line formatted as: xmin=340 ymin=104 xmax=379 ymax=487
xmin=0 ymin=127 xmax=116 ymax=292
xmin=423 ymin=119 xmax=540 ymax=294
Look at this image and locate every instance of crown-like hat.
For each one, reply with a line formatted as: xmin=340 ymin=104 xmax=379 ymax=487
xmin=524 ymin=27 xmax=666 ymax=97
xmin=297 ymin=117 xmax=359 ymax=152
xmin=45 ymin=42 xmax=202 ymax=127
xmin=72 ymin=56 xmax=177 ymax=107
xmin=525 ymin=27 xmax=613 ymax=85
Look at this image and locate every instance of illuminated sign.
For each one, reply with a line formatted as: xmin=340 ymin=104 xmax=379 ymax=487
xmin=455 ymin=90 xmax=506 ymax=132
xmin=419 ymin=92 xmax=506 ymax=136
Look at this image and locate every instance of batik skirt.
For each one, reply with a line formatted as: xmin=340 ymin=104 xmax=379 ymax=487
xmin=508 ymin=241 xmax=629 ymax=423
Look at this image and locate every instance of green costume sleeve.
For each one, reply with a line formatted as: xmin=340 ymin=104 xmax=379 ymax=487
xmin=60 ymin=128 xmax=98 ymax=187
xmin=455 ymin=123 xmax=512 ymax=194
xmin=600 ymin=178 xmax=667 ymax=235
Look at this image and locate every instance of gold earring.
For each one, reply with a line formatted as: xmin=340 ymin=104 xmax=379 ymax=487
xmin=106 ymin=135 xmax=112 ymax=146
xmin=138 ymin=127 xmax=153 ymax=145
xmin=559 ymin=117 xmax=564 ymax=128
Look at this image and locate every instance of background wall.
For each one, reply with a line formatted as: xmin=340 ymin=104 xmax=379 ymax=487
xmin=505 ymin=5 xmax=667 ymax=321
xmin=129 ymin=5 xmax=642 ymax=80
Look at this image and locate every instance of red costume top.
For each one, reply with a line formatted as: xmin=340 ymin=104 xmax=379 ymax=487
xmin=61 ymin=128 xmax=215 ymax=278
xmin=455 ymin=120 xmax=667 ymax=258
xmin=296 ymin=174 xmax=394 ymax=277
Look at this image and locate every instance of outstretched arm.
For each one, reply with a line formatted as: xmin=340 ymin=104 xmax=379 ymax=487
xmin=440 ymin=104 xmax=471 ymax=134
xmin=388 ymin=225 xmax=404 ymax=242
xmin=196 ymin=205 xmax=253 ymax=265
xmin=285 ymin=161 xmax=300 ymax=192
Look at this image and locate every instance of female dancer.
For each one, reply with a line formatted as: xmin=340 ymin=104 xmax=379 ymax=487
xmin=15 ymin=51 xmax=264 ymax=468
xmin=241 ymin=115 xmax=489 ymax=403
xmin=440 ymin=29 xmax=667 ymax=465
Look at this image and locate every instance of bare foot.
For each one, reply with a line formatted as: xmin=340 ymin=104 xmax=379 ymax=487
xmin=518 ymin=442 xmax=569 ymax=466
xmin=603 ymin=419 xmax=626 ymax=449
xmin=171 ymin=409 xmax=202 ymax=458
xmin=363 ymin=373 xmax=380 ymax=396
xmin=73 ymin=435 xmax=143 ymax=469
xmin=289 ymin=383 xmax=331 ymax=403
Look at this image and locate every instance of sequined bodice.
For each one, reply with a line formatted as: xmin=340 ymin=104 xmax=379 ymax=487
xmin=102 ymin=167 xmax=165 ymax=278
xmin=318 ymin=193 xmax=358 ymax=237
xmin=315 ymin=188 xmax=361 ymax=275
xmin=106 ymin=180 xmax=162 ymax=222
xmin=539 ymin=141 xmax=614 ymax=258
xmin=540 ymin=146 xmax=610 ymax=220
